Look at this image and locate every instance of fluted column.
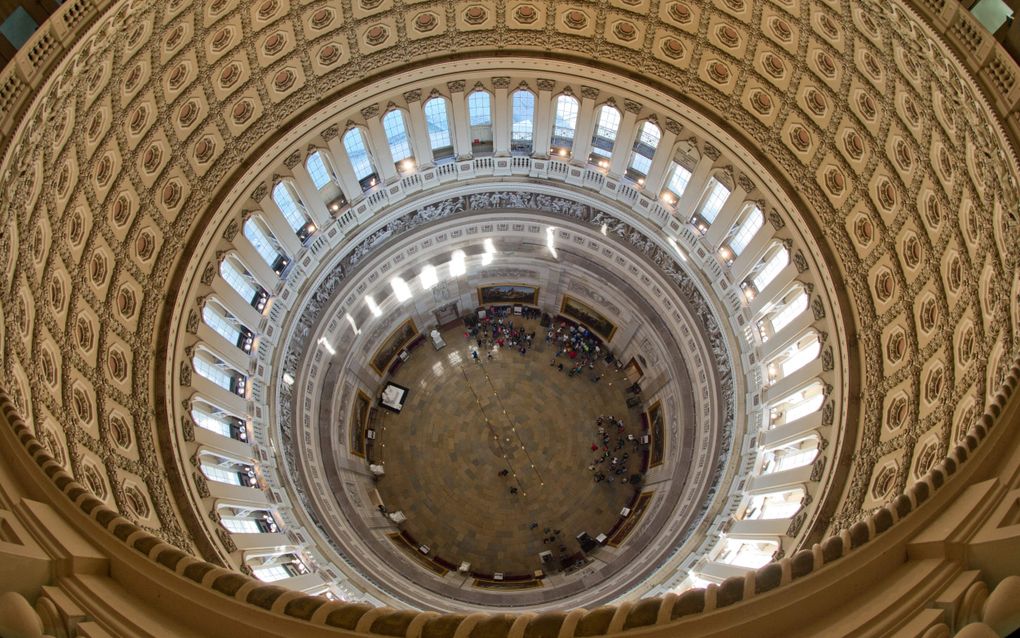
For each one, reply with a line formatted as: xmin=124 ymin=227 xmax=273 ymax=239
xmin=730 ymin=228 xmax=776 ymax=281
xmin=703 ymin=185 xmax=749 ymax=248
xmin=608 ymin=99 xmax=641 ymax=177
xmin=324 ymin=128 xmax=364 ymax=201
xmin=570 ymin=85 xmax=600 ymax=163
xmin=748 ymin=263 xmax=799 ymax=316
xmin=746 ymin=463 xmax=813 ymax=494
xmin=643 ymin=118 xmax=680 ymax=194
xmin=728 ymin=518 xmax=791 ymax=538
xmin=258 ymin=197 xmax=304 ymax=256
xmin=492 ymin=77 xmax=511 ymax=156
xmin=761 ymin=411 xmax=825 ymax=448
xmin=447 ymin=80 xmax=472 ymax=160
xmin=289 ymin=161 xmax=331 ymax=228
xmin=403 ymin=89 xmax=434 ymax=168
xmin=764 ymin=360 xmax=824 ymax=404
xmin=532 ymin=78 xmax=556 ymax=159
xmin=674 ymin=154 xmax=716 ymax=221
xmin=362 ymin=105 xmax=397 ymax=182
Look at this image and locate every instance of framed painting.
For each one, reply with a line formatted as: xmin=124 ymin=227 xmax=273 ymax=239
xmin=477 ymin=284 xmax=539 ymax=306
xmin=560 ymin=295 xmax=617 ymax=341
xmin=349 ymin=389 xmax=371 ymax=457
xmin=370 ymin=319 xmax=418 ymax=375
xmin=646 ymin=401 xmax=665 ymax=468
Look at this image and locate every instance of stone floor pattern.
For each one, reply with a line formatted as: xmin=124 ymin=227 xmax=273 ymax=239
xmin=374 ymin=319 xmax=646 ymax=576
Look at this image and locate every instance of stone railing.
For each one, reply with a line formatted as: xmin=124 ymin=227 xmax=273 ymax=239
xmin=901 ymin=0 xmax=1020 ymax=155
xmin=2 ymin=353 xmax=1018 ymax=636
xmin=0 ymin=0 xmax=114 ymax=159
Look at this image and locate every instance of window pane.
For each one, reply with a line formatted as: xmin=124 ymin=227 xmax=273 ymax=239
xmin=629 ymin=154 xmax=652 ymax=175
xmin=511 ymin=90 xmax=535 ymax=144
xmin=222 ymin=517 xmax=261 ymax=533
xmin=771 ymin=291 xmax=808 ymax=333
xmin=243 ymin=219 xmax=282 ymax=268
xmin=382 ymin=110 xmax=413 ymax=163
xmin=753 ymin=248 xmax=789 ymax=291
xmin=666 ymin=163 xmax=692 ymax=197
xmin=552 ymin=95 xmax=579 ymax=147
xmin=202 ymin=464 xmax=242 ymax=485
xmin=220 ymin=260 xmax=258 ymax=304
xmin=699 ymin=179 xmax=730 ymax=224
xmin=192 ymin=409 xmax=234 ymax=438
xmin=306 ymin=152 xmax=332 ymax=189
xmin=193 ymin=356 xmax=234 ymax=391
xmin=468 ymin=91 xmax=491 ymax=126
xmin=423 ymin=98 xmax=452 ymax=150
xmin=729 ymin=207 xmax=764 ymax=256
xmin=272 ymin=184 xmax=307 ymax=233
xmin=637 ymin=122 xmax=661 ymax=147
xmin=203 ymin=305 xmax=241 ymax=345
xmin=591 ymin=106 xmax=620 ymax=157
xmin=628 ymin=122 xmax=660 ymax=175
xmin=343 ymin=129 xmax=374 ymax=181
xmin=253 ymin=565 xmax=291 ymax=582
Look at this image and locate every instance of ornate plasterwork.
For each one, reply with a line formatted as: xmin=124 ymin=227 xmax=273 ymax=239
xmin=0 ymin=0 xmax=1016 ymax=597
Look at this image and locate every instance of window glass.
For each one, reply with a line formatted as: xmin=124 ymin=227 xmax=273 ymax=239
xmin=382 ymin=110 xmax=413 ymax=163
xmin=699 ymin=178 xmax=730 ymax=224
xmin=423 ymin=98 xmax=452 ymax=151
xmin=468 ymin=91 xmax=491 ymax=126
xmin=272 ymin=183 xmax=306 ymax=233
xmin=552 ymin=95 xmax=579 ymax=147
xmin=306 ymin=152 xmax=332 ymax=189
xmin=729 ymin=207 xmax=764 ymax=256
xmin=342 ymin=129 xmax=374 ymax=181
xmin=511 ymin=90 xmax=535 ymax=145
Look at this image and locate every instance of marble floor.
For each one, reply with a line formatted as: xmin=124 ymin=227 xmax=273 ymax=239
xmin=374 ymin=318 xmax=646 ymax=576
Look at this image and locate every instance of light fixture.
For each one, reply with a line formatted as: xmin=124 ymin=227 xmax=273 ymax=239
xmin=637 ymin=178 xmax=645 ymax=186
xmin=420 ymin=264 xmax=438 ymax=289
xmin=546 ymin=227 xmax=558 ymax=258
xmin=401 ymin=159 xmax=415 ymax=172
xmin=390 ymin=276 xmax=411 ymax=302
xmin=482 ymin=238 xmax=495 ymax=265
xmin=366 ymin=295 xmax=382 ymax=317
xmin=282 ymin=373 xmax=295 ymax=386
xmin=318 ymin=337 xmax=336 ymax=355
xmin=345 ymin=312 xmax=361 ymax=335
xmin=449 ymin=250 xmax=466 ymax=276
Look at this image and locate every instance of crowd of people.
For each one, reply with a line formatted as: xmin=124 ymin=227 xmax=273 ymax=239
xmin=467 ymin=306 xmax=538 ymax=358
xmin=588 ymin=415 xmax=643 ymax=484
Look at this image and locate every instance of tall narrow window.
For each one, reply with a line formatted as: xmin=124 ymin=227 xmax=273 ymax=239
xmin=382 ymin=110 xmax=413 ymax=165
xmin=221 ymin=518 xmax=261 ymax=533
xmin=220 ymin=258 xmax=261 ymax=307
xmin=423 ymin=97 xmax=453 ymax=158
xmin=342 ymin=128 xmax=375 ymax=185
xmin=192 ymin=409 xmax=234 ymax=438
xmin=305 ymin=151 xmax=332 ymax=189
xmin=193 ymin=354 xmax=237 ymax=393
xmin=627 ymin=121 xmax=661 ymax=179
xmin=551 ymin=94 xmax=579 ymax=151
xmin=590 ymin=105 xmax=620 ymax=161
xmin=511 ymin=90 xmax=536 ymax=154
xmin=202 ymin=464 xmax=244 ymax=486
xmin=664 ymin=162 xmax=692 ymax=199
xmin=697 ymin=178 xmax=730 ymax=226
xmin=202 ymin=304 xmax=241 ymax=346
xmin=727 ymin=207 xmax=764 ymax=257
xmin=752 ymin=246 xmax=789 ymax=292
xmin=243 ymin=217 xmax=288 ymax=274
xmin=272 ymin=183 xmax=309 ymax=234
xmin=771 ymin=290 xmax=809 ymax=333
xmin=252 ymin=564 xmax=294 ymax=583
xmin=467 ymin=90 xmax=493 ymax=153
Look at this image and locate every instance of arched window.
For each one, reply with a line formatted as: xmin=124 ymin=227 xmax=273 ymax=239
xmin=769 ymin=288 xmax=809 ymax=334
xmin=716 ymin=538 xmax=778 ymax=569
xmin=767 ymin=331 xmax=821 ymax=382
xmin=202 ymin=300 xmax=254 ymax=353
xmin=219 ymin=256 xmax=269 ymax=312
xmin=199 ymin=451 xmax=257 ymax=487
xmin=723 ymin=206 xmax=764 ymax=261
xmin=511 ymin=89 xmax=536 ymax=155
xmin=243 ymin=216 xmax=289 ymax=274
xmin=551 ymin=94 xmax=579 ymax=152
xmin=627 ymin=121 xmax=661 ymax=180
xmin=590 ymin=104 xmax=620 ymax=163
xmin=192 ymin=350 xmax=246 ymax=396
xmin=760 ymin=435 xmax=820 ymax=474
xmin=271 ymin=182 xmax=312 ymax=239
xmin=191 ymin=401 xmax=247 ymax=442
xmin=218 ymin=504 xmax=279 ymax=533
xmin=693 ymin=177 xmax=731 ymax=230
xmin=382 ymin=109 xmax=413 ymax=166
xmin=423 ymin=97 xmax=453 ymax=160
xmin=748 ymin=244 xmax=790 ymax=295
xmin=305 ymin=151 xmax=333 ymax=189
xmin=249 ymin=553 xmax=308 ymax=582
xmin=741 ymin=488 xmax=805 ymax=520
xmin=663 ymin=162 xmax=692 ymax=201
xmin=342 ymin=128 xmax=377 ymax=188
xmin=467 ymin=90 xmax=493 ymax=153
xmin=768 ymin=380 xmax=824 ymax=428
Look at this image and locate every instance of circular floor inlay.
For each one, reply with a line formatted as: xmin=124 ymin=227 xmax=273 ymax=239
xmin=375 ymin=321 xmax=648 ymax=578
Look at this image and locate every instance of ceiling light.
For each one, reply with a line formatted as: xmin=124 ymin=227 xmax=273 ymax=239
xmin=390 ymin=277 xmax=411 ymax=302
xmin=345 ymin=313 xmax=361 ymax=335
xmin=366 ymin=295 xmax=382 ymax=317
xmin=318 ymin=337 xmax=336 ymax=355
xmin=420 ymin=264 xmax=438 ymax=289
xmin=546 ymin=227 xmax=558 ymax=259
xmin=449 ymin=250 xmax=466 ymax=276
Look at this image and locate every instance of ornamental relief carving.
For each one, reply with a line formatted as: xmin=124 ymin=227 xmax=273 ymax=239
xmin=1 ymin=0 xmax=1015 ymax=557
